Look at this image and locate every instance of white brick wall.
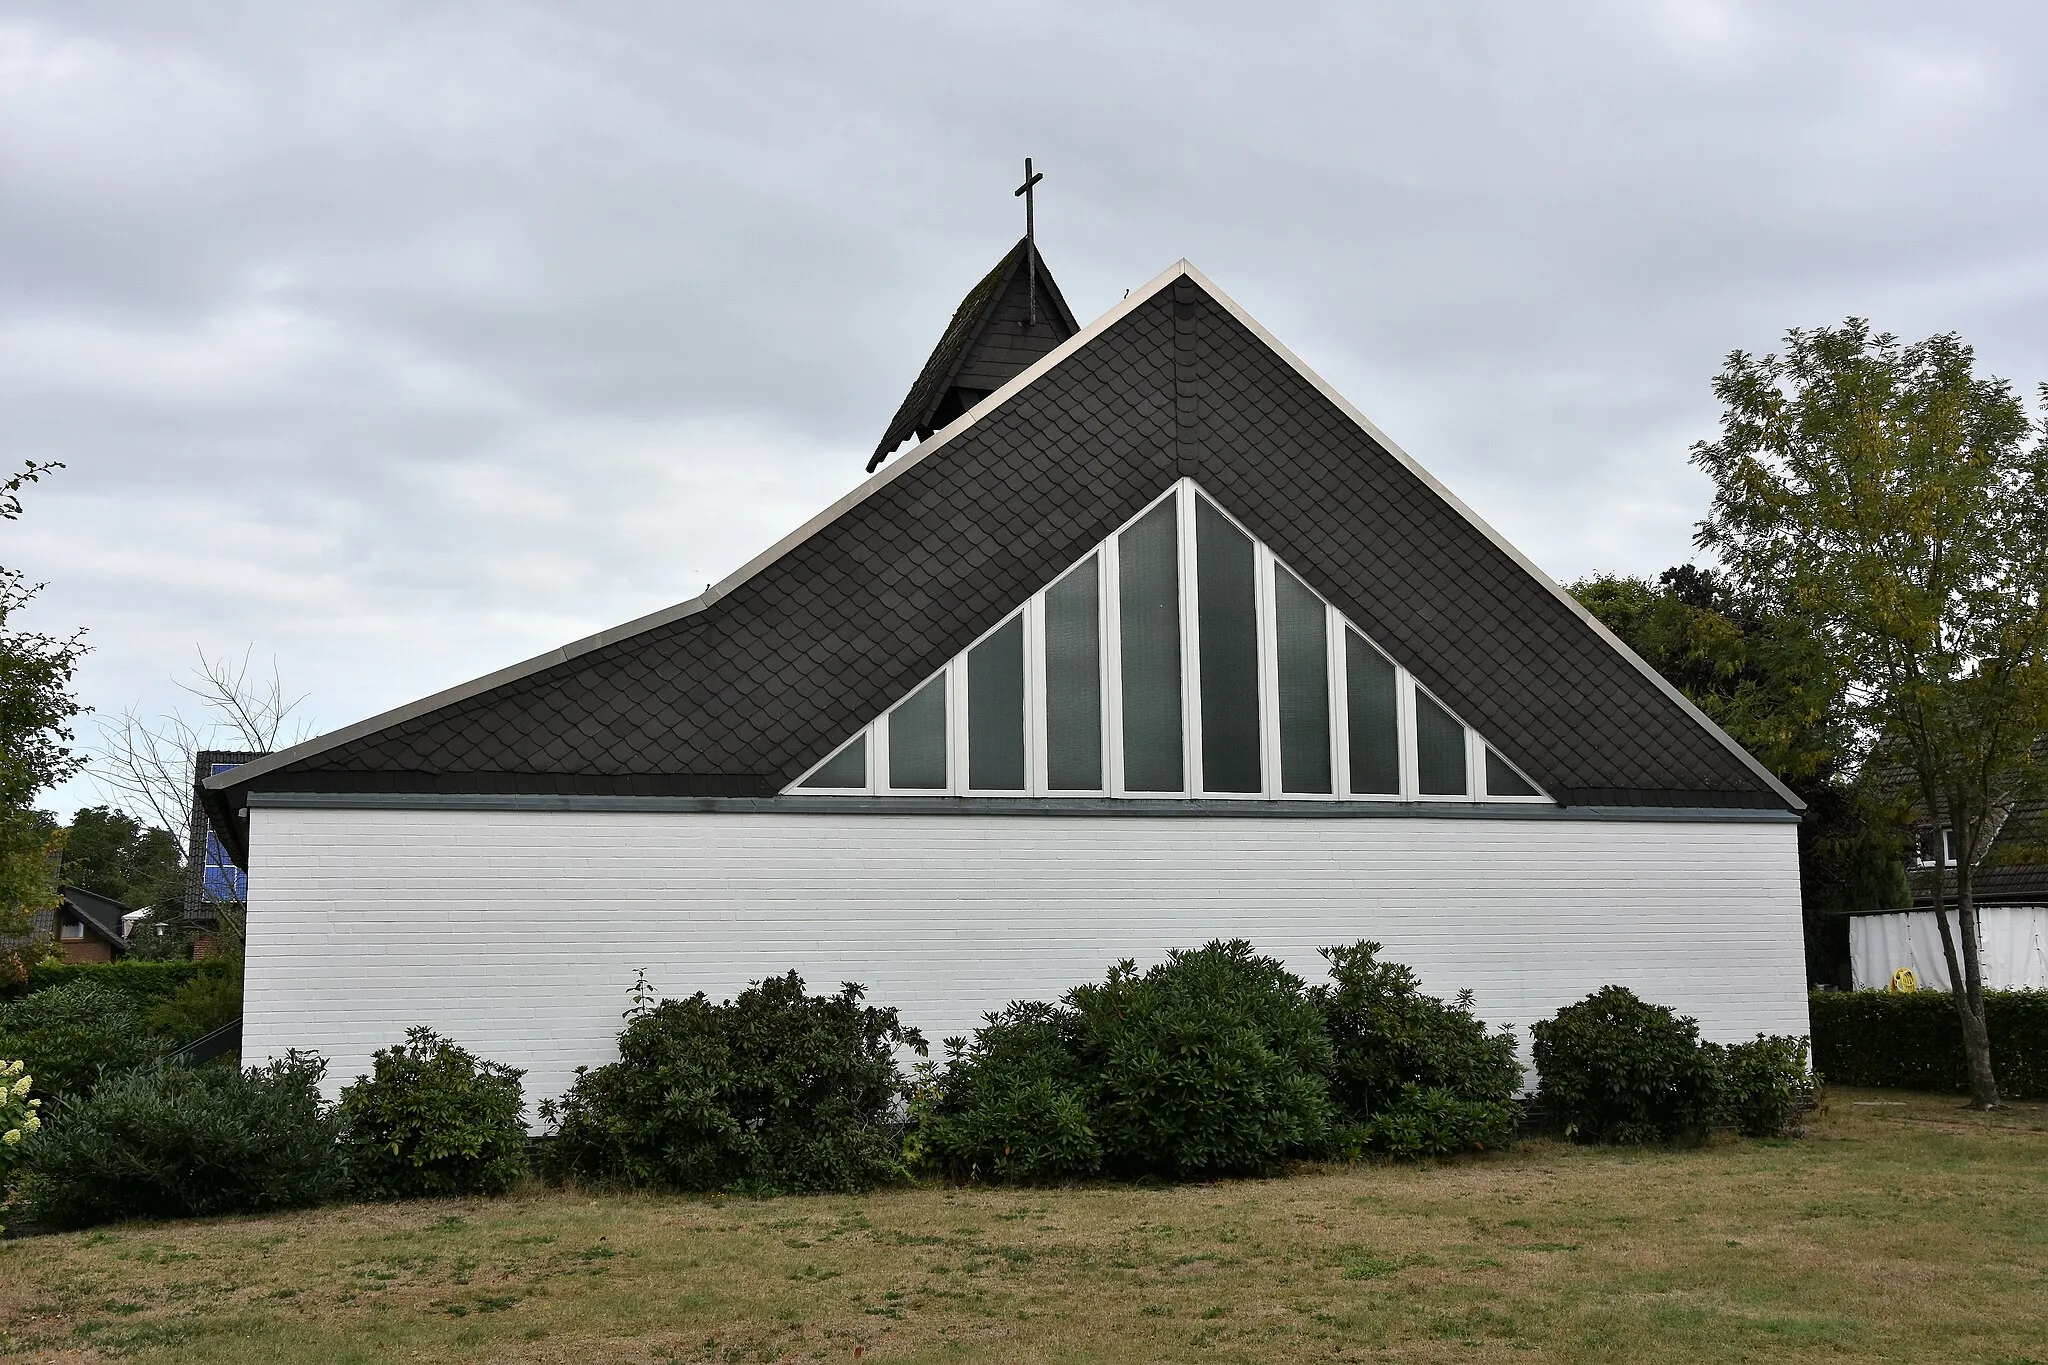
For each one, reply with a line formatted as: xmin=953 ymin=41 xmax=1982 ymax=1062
xmin=242 ymin=807 xmax=1806 ymax=1117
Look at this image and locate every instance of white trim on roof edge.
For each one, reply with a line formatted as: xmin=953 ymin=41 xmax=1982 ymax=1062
xmin=209 ymin=260 xmax=1800 ymax=811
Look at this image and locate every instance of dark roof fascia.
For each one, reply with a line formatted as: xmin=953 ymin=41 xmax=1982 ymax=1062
xmin=246 ymin=789 xmax=1801 ymax=823
xmin=209 ymin=258 xmax=1798 ymax=815
xmin=58 ymin=884 xmax=132 ymax=948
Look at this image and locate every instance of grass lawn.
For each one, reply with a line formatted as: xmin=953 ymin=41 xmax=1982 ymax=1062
xmin=3 ymin=1087 xmax=2044 ymax=1364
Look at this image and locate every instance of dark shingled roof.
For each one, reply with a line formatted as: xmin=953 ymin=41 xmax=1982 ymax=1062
xmin=1910 ymin=794 xmax=2048 ymax=908
xmin=59 ymin=884 xmax=133 ymax=950
xmin=207 ymin=260 xmax=1797 ymax=861
xmin=868 ymin=237 xmax=1078 ymax=471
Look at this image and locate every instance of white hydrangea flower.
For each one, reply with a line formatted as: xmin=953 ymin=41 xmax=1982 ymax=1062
xmin=2 ymin=1129 xmax=20 ymax=1146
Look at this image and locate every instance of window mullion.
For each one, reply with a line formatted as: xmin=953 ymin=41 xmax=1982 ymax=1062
xmin=1467 ymin=719 xmax=1485 ymax=801
xmin=1398 ymin=670 xmax=1417 ymax=800
xmin=1329 ymin=607 xmax=1349 ymax=798
xmin=1103 ymin=530 xmax=1127 ymax=797
xmin=946 ymin=661 xmax=967 ymax=796
xmin=1026 ymin=593 xmax=1047 ymax=797
xmin=1255 ymin=545 xmax=1281 ymax=798
xmin=1177 ymin=480 xmax=1201 ymax=797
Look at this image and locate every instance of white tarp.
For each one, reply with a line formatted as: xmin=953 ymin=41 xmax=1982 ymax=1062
xmin=1850 ymin=905 xmax=2048 ymax=991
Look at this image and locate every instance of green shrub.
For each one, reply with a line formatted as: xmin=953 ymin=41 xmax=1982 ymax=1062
xmin=915 ymin=1003 xmax=1100 ymax=1182
xmin=1718 ymin=1034 xmax=1813 ymax=1138
xmin=1067 ymin=940 xmax=1334 ymax=1178
xmin=1809 ymin=989 xmax=2047 ymax=1100
xmin=338 ymin=1027 xmax=528 ymax=1200
xmin=17 ymin=1053 xmax=345 ymax=1229
xmin=0 ymin=980 xmax=164 ymax=1101
xmin=1313 ymin=941 xmax=1521 ymax=1158
xmin=1532 ymin=986 xmax=1724 ymax=1143
xmin=1358 ymin=1084 xmax=1519 ymax=1161
xmin=540 ymin=972 xmax=925 ymax=1195
xmin=148 ymin=971 xmax=244 ymax=1050
xmin=0 ymin=957 xmax=233 ymax=1005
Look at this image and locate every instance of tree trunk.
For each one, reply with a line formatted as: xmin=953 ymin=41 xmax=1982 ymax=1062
xmin=1953 ymin=853 xmax=2001 ymax=1109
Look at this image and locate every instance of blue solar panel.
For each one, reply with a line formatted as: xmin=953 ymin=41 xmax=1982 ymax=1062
xmin=202 ymin=830 xmax=247 ymax=902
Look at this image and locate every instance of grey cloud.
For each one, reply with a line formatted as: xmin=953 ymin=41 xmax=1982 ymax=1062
xmin=4 ymin=0 xmax=2044 ymax=819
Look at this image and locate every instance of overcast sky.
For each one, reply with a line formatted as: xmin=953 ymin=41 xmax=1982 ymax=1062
xmin=6 ymin=1 xmax=2045 ymax=823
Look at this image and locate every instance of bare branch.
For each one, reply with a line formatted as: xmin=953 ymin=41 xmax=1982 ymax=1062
xmin=176 ymin=646 xmax=314 ymax=751
xmin=91 ymin=647 xmax=314 ymax=838
xmin=91 ymin=704 xmax=202 ymax=837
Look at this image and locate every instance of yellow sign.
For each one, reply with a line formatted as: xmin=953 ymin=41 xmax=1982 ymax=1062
xmin=1889 ymin=967 xmax=1919 ymax=994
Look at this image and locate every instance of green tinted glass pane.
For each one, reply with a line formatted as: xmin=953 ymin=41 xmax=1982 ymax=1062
xmin=1415 ymin=689 xmax=1468 ymax=795
xmin=1486 ymin=748 xmax=1538 ymax=797
xmin=1344 ymin=632 xmax=1399 ymax=794
xmin=1119 ymin=500 xmax=1183 ymax=792
xmin=969 ymin=615 xmax=1026 ymax=790
xmin=799 ymin=734 xmax=866 ymax=790
xmin=888 ymin=674 xmax=948 ymax=789
xmin=1275 ymin=567 xmax=1331 ymax=794
xmin=1196 ymin=498 xmax=1261 ymax=793
xmin=1044 ymin=557 xmax=1103 ymax=790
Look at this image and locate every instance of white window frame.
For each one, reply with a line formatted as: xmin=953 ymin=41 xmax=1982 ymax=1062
xmin=1107 ymin=484 xmax=1192 ymax=798
xmin=789 ymin=729 xmax=874 ymax=794
xmin=1029 ymin=552 xmax=1111 ymax=797
xmin=961 ymin=608 xmax=1031 ymax=797
xmin=1479 ymin=743 xmax=1550 ymax=803
xmin=783 ymin=477 xmax=1552 ymax=807
xmin=1334 ymin=624 xmax=1411 ymax=802
xmin=1408 ymin=677 xmax=1472 ymax=803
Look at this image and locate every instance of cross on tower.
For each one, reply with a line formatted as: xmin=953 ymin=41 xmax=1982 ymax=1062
xmin=1014 ymin=157 xmax=1044 ymax=327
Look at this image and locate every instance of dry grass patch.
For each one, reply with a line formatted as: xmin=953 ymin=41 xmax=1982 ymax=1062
xmin=2 ymin=1087 xmax=2045 ymax=1364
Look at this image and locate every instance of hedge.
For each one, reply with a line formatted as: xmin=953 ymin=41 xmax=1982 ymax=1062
xmin=0 ymin=957 xmax=235 ymax=1005
xmin=1808 ymin=990 xmax=2048 ymax=1100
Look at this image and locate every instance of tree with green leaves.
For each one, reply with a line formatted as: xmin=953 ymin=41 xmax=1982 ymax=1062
xmin=60 ymin=806 xmax=184 ymax=911
xmin=1 ymin=461 xmax=87 ymax=952
xmin=1571 ymin=566 xmax=1909 ymax=984
xmin=1693 ymin=319 xmax=2048 ymax=1109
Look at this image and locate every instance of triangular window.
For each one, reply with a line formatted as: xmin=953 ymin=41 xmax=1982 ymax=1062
xmin=793 ymin=480 xmax=1550 ymax=803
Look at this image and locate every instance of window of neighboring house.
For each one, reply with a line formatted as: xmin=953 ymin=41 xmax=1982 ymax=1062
xmin=1917 ymin=826 xmax=1962 ymax=866
xmin=60 ymin=918 xmax=85 ymax=941
xmin=787 ymin=478 xmax=1554 ymax=804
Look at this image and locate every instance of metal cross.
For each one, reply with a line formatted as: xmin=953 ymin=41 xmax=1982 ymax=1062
xmin=1014 ymin=157 xmax=1044 ymax=327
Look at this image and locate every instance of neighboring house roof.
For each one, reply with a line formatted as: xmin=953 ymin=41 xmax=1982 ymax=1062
xmin=1911 ymin=794 xmax=2048 ymax=908
xmin=58 ymin=884 xmax=132 ymax=953
xmin=868 ymin=237 xmax=1079 ymax=472
xmin=205 ymin=256 xmax=1799 ymax=865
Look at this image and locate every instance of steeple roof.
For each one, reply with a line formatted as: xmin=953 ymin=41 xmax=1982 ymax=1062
xmin=868 ymin=237 xmax=1079 ymax=471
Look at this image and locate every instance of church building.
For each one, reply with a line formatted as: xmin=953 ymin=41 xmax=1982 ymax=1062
xmin=204 ymin=239 xmax=1808 ymax=1106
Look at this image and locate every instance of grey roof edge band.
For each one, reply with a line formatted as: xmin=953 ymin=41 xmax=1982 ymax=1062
xmin=243 ymin=790 xmax=1799 ymax=823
